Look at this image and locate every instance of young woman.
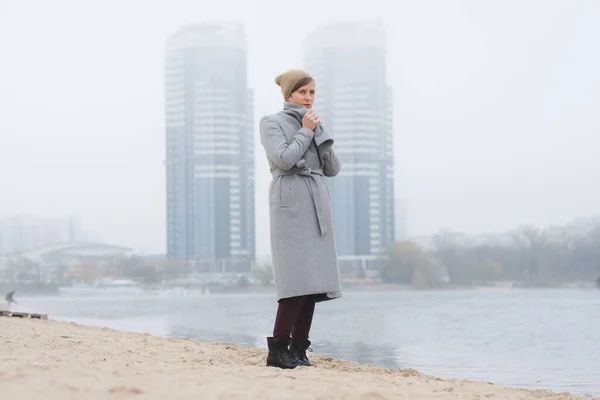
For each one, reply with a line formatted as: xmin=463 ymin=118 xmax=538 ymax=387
xmin=259 ymin=69 xmax=343 ymax=369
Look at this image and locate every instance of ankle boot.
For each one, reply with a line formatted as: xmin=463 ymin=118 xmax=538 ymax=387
xmin=290 ymin=338 xmax=313 ymax=366
xmin=265 ymin=337 xmax=301 ymax=369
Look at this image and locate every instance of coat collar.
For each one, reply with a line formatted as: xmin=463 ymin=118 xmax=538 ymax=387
xmin=282 ymin=101 xmax=308 ymax=117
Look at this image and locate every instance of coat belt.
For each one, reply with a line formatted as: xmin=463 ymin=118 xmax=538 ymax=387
xmin=272 ymin=159 xmax=328 ymax=236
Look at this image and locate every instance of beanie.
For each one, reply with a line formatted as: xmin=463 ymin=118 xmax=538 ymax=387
xmin=274 ymin=69 xmax=313 ymax=100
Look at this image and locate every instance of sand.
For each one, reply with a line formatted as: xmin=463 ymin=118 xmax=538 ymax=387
xmin=0 ymin=317 xmax=594 ymax=400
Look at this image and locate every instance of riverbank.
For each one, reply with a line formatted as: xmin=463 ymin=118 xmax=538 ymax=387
xmin=0 ymin=318 xmax=593 ymax=399
xmin=0 ymin=282 xmax=59 ymax=296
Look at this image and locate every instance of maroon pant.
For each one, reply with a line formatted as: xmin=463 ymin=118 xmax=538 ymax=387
xmin=272 ymin=295 xmax=316 ymax=341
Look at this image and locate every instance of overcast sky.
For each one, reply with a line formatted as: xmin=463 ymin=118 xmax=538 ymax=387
xmin=0 ymin=0 xmax=598 ymax=256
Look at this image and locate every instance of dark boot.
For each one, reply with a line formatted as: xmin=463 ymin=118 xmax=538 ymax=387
xmin=265 ymin=337 xmax=301 ymax=369
xmin=290 ymin=338 xmax=313 ymax=366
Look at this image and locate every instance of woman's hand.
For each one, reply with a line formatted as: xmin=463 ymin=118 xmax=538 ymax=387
xmin=302 ymin=110 xmax=321 ymax=131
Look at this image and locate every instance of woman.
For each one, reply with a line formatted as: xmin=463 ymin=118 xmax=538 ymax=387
xmin=259 ymin=69 xmax=343 ymax=369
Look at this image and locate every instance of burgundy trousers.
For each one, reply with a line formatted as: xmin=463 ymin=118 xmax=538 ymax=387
xmin=272 ymin=295 xmax=316 ymax=341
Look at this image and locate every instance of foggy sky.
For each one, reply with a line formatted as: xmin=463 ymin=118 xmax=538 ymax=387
xmin=0 ymin=0 xmax=598 ymax=257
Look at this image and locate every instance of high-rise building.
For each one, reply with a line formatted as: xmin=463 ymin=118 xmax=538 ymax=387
xmin=164 ymin=24 xmax=255 ymax=271
xmin=0 ymin=214 xmax=86 ymax=255
xmin=303 ymin=23 xmax=395 ymax=259
xmin=394 ymin=197 xmax=408 ymax=240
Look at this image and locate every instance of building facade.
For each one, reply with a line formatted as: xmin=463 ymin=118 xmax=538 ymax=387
xmin=164 ymin=24 xmax=255 ymax=272
xmin=303 ymin=23 xmax=395 ymax=262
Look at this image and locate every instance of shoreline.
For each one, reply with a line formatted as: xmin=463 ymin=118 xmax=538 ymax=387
xmin=11 ymin=282 xmax=597 ymax=299
xmin=1 ymin=318 xmax=595 ymax=399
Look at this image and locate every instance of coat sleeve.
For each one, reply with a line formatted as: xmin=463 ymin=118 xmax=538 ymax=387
xmin=260 ymin=115 xmax=315 ymax=170
xmin=323 ymin=148 xmax=341 ymax=177
xmin=314 ymin=124 xmax=341 ymax=177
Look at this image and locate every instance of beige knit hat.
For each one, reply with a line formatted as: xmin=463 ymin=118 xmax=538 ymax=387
xmin=275 ymin=69 xmax=313 ymax=100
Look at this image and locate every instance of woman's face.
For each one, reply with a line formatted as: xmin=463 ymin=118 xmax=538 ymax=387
xmin=288 ymin=80 xmax=316 ymax=109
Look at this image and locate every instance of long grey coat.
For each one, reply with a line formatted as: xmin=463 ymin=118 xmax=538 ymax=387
xmin=260 ymin=102 xmax=343 ymax=302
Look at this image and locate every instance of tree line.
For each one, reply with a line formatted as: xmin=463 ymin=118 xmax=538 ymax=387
xmin=3 ymin=223 xmax=599 ymax=290
xmin=378 ymin=224 xmax=600 ymax=288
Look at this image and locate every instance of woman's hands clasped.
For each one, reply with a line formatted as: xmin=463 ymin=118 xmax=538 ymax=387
xmin=302 ymin=109 xmax=322 ymax=131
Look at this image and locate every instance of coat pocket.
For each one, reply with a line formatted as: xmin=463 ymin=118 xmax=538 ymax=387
xmin=279 ymin=177 xmax=293 ymax=207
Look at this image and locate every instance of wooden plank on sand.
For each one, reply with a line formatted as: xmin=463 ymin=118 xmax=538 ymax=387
xmin=0 ymin=310 xmax=48 ymax=320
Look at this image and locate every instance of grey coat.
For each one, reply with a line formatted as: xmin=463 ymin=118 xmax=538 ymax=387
xmin=260 ymin=102 xmax=343 ymax=302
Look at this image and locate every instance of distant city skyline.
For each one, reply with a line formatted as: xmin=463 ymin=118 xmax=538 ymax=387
xmin=1 ymin=1 xmax=598 ymax=257
xmin=0 ymin=214 xmax=88 ymax=255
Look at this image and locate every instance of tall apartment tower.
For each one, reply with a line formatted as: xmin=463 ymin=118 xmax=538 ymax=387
xmin=303 ymin=23 xmax=395 ymax=258
xmin=164 ymin=23 xmax=255 ymax=271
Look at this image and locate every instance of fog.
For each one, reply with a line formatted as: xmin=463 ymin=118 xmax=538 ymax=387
xmin=1 ymin=0 xmax=598 ymax=256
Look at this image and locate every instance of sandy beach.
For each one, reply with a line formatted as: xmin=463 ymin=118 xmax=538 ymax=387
xmin=0 ymin=317 xmax=594 ymax=400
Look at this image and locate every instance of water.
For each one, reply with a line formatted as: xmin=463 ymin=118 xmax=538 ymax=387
xmin=13 ymin=288 xmax=600 ymax=396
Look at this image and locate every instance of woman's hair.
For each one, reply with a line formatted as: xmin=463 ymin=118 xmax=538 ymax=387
xmin=288 ymin=77 xmax=314 ymax=97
